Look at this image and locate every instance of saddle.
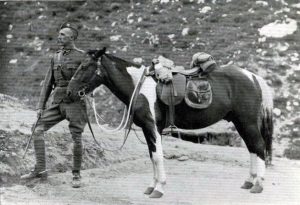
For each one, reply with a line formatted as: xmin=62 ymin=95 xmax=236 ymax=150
xmin=154 ymin=56 xmax=213 ymax=129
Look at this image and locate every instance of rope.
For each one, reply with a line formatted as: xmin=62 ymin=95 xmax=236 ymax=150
xmin=83 ymin=66 xmax=148 ymax=151
xmin=84 ymin=97 xmax=129 ymax=152
xmin=91 ymin=66 xmax=147 ymax=134
xmin=91 ymin=97 xmax=127 ymax=132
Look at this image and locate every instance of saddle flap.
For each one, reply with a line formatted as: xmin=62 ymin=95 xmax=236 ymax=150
xmin=185 ymin=78 xmax=212 ymax=109
xmin=156 ymin=74 xmax=186 ymax=105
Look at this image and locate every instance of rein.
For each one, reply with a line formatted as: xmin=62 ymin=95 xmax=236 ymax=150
xmin=82 ymin=65 xmax=148 ymax=151
xmin=93 ymin=66 xmax=147 ymax=133
xmin=83 ymin=96 xmax=131 ymax=152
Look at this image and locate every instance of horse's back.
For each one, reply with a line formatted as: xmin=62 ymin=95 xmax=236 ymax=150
xmin=210 ymin=64 xmax=267 ymax=120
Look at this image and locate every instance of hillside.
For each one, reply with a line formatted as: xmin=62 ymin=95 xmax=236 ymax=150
xmin=0 ymin=0 xmax=300 ymax=157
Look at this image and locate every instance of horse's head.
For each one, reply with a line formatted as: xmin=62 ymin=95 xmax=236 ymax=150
xmin=67 ymin=47 xmax=106 ymax=100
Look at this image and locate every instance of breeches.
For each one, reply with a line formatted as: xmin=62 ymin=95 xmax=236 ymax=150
xmin=35 ymin=101 xmax=87 ymax=134
xmin=34 ymin=101 xmax=87 ymax=172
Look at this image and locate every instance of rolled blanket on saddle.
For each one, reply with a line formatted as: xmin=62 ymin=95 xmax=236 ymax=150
xmin=190 ymin=52 xmax=217 ymax=74
xmin=152 ymin=56 xmax=184 ymax=83
xmin=152 ymin=53 xmax=216 ymax=83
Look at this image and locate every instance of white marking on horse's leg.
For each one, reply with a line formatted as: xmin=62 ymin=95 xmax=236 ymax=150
xmin=248 ymin=154 xmax=265 ymax=193
xmin=257 ymin=156 xmax=265 ymax=180
xmin=148 ymin=158 xmax=158 ymax=188
xmin=152 ymin=129 xmax=166 ymax=193
xmin=246 ymin=153 xmax=257 ymax=183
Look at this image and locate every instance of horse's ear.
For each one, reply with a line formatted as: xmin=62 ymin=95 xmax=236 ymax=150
xmin=95 ymin=47 xmax=106 ymax=59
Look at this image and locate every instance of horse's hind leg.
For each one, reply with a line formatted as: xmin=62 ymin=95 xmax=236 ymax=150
xmin=233 ymin=120 xmax=266 ymax=193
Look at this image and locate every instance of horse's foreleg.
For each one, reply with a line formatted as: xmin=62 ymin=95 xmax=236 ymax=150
xmin=144 ymin=158 xmax=157 ymax=195
xmin=142 ymin=127 xmax=166 ymax=198
xmin=149 ymin=130 xmax=166 ymax=198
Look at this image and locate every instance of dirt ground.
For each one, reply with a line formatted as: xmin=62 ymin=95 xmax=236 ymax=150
xmin=1 ymin=94 xmax=300 ymax=205
xmin=1 ymin=139 xmax=300 ymax=205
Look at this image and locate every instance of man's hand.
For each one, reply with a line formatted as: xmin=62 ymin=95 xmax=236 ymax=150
xmin=37 ymin=109 xmax=44 ymax=118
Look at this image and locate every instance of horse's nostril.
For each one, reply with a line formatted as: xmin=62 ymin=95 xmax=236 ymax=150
xmin=67 ymin=91 xmax=72 ymax=96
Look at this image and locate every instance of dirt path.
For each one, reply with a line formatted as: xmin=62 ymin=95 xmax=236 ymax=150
xmin=2 ymin=144 xmax=300 ymax=205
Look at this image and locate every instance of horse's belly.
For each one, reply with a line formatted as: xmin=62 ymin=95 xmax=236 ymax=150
xmin=174 ymin=105 xmax=228 ymax=129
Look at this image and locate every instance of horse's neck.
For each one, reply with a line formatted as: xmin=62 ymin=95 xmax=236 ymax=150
xmin=102 ymin=55 xmax=142 ymax=106
xmin=105 ymin=82 xmax=131 ymax=106
xmin=105 ymin=69 xmax=135 ymax=106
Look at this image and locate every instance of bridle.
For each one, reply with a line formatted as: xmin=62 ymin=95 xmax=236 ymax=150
xmin=70 ymin=58 xmax=98 ymax=98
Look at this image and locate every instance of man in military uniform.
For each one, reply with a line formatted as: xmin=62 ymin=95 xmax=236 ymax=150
xmin=21 ymin=23 xmax=86 ymax=188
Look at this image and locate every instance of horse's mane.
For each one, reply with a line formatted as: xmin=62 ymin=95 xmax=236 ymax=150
xmin=104 ymin=53 xmax=141 ymax=68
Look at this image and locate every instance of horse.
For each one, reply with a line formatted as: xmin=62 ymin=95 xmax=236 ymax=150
xmin=67 ymin=48 xmax=273 ymax=198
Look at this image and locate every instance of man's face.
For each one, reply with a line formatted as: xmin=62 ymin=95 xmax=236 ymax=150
xmin=57 ymin=28 xmax=75 ymax=46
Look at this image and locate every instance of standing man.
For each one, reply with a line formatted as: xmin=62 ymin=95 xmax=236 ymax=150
xmin=21 ymin=23 xmax=87 ymax=188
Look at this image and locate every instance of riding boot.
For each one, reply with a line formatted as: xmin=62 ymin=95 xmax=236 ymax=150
xmin=71 ymin=132 xmax=82 ymax=187
xmin=71 ymin=170 xmax=82 ymax=188
xmin=21 ymin=139 xmax=47 ymax=180
xmin=72 ymin=133 xmax=82 ymax=172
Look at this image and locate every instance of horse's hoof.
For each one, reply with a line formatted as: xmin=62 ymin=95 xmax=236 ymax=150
xmin=149 ymin=190 xmax=164 ymax=198
xmin=250 ymin=182 xmax=263 ymax=193
xmin=241 ymin=181 xmax=254 ymax=189
xmin=144 ymin=187 xmax=154 ymax=195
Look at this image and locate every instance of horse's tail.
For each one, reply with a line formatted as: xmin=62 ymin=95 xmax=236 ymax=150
xmin=256 ymin=76 xmax=274 ymax=166
xmin=260 ymin=105 xmax=273 ymax=166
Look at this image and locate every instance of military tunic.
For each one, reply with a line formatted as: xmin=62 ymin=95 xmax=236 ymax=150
xmin=34 ymin=48 xmax=87 ymax=173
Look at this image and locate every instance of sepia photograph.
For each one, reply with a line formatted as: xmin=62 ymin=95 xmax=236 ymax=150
xmin=0 ymin=0 xmax=300 ymax=204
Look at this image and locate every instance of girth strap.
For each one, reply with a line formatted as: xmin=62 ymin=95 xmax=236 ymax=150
xmin=168 ymin=82 xmax=176 ymax=126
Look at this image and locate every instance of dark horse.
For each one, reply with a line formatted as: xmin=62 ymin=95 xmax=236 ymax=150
xmin=67 ymin=49 xmax=273 ymax=198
